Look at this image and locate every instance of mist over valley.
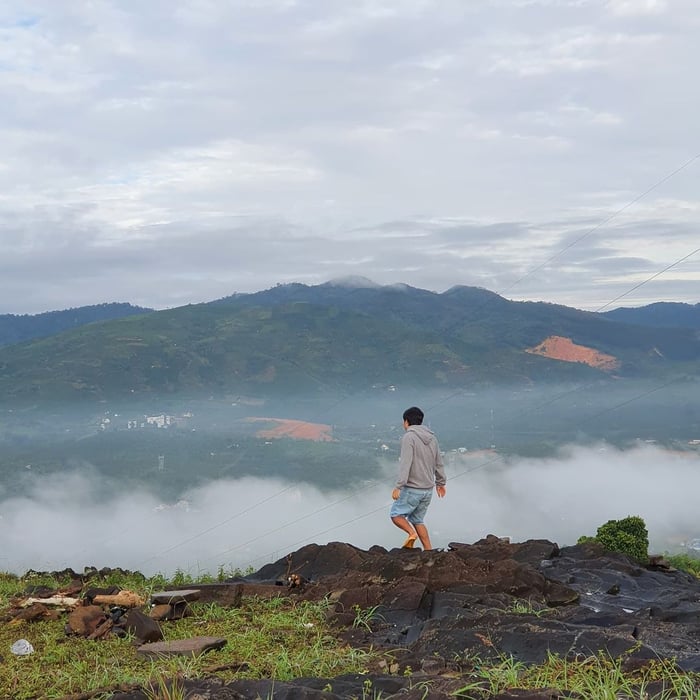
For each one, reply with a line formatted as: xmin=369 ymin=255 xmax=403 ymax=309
xmin=0 ymin=281 xmax=699 ymax=577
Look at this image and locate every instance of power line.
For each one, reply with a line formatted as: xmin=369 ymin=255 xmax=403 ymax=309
xmin=596 ymin=247 xmax=700 ymax=312
xmin=499 ymin=153 xmax=700 ymax=296
xmin=136 ymin=484 xmax=299 ymax=570
xmin=198 ymin=373 xmax=688 ymax=571
xmin=138 ymin=292 xmax=697 ymax=574
xmin=133 ymin=154 xmax=700 ymax=573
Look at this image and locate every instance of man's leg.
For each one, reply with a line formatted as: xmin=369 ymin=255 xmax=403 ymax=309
xmin=391 ymin=515 xmax=418 ymax=547
xmin=410 ymin=491 xmax=433 ymax=550
xmin=414 ymin=523 xmax=432 ymax=550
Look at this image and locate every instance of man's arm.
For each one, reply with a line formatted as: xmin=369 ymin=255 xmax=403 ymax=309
xmin=394 ymin=433 xmax=414 ymax=494
xmin=434 ymin=443 xmax=447 ymax=488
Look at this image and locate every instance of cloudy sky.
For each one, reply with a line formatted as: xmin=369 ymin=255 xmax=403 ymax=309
xmin=1 ymin=0 xmax=698 ymax=314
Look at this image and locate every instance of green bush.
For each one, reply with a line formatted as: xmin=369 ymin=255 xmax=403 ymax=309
xmin=579 ymin=515 xmax=649 ymax=564
xmin=665 ymin=552 xmax=700 ymax=578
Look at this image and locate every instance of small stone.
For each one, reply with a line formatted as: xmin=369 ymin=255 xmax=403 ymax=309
xmin=11 ymin=639 xmax=34 ymax=656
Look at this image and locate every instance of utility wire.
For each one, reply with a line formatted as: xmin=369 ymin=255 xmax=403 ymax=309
xmin=596 ymin=247 xmax=700 ymax=312
xmin=140 ymin=285 xmax=697 ymax=572
xmin=499 ymin=153 xmax=700 ymax=296
xmin=164 ymin=379 xmax=603 ymax=568
xmin=205 ymin=374 xmax=687 ymax=571
xmin=134 ymin=154 xmax=700 ymax=573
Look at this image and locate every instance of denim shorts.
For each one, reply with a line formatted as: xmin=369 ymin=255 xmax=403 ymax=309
xmin=390 ymin=487 xmax=433 ymax=524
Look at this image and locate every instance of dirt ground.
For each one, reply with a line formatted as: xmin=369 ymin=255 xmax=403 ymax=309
xmin=247 ymin=417 xmax=335 ymax=441
xmin=526 ymin=335 xmax=620 ymax=370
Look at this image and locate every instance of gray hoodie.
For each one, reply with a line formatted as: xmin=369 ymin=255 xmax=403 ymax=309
xmin=396 ymin=424 xmax=446 ymax=489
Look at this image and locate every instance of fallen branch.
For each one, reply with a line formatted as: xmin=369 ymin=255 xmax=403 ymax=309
xmin=20 ymin=596 xmax=80 ymax=609
xmin=92 ymin=591 xmax=145 ymax=608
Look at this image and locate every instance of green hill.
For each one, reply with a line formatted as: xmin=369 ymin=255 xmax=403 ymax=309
xmin=0 ymin=303 xmax=153 ymax=347
xmin=0 ymin=283 xmax=697 ymax=403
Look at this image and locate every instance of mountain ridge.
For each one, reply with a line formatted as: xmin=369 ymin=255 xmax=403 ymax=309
xmin=0 ymin=302 xmax=154 ymax=348
xmin=0 ymin=281 xmax=697 ymax=403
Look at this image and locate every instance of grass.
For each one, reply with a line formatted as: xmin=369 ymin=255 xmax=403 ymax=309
xmin=0 ymin=571 xmax=377 ymax=700
xmin=4 ymin=571 xmax=700 ymax=699
xmin=352 ymin=604 xmax=385 ymax=632
xmin=502 ymin=598 xmax=550 ymax=617
xmin=453 ymin=651 xmax=700 ymax=699
xmin=665 ymin=552 xmax=700 ymax=578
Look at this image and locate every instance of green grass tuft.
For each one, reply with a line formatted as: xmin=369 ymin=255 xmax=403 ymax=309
xmin=0 ymin=570 xmax=375 ymax=699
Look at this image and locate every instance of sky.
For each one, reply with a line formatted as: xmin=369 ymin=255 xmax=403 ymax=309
xmin=1 ymin=0 xmax=699 ymax=314
xmin=1 ymin=443 xmax=696 ymax=576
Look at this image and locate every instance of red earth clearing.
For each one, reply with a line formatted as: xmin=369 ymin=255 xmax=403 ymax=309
xmin=247 ymin=417 xmax=334 ymax=442
xmin=526 ymin=335 xmax=620 ymax=371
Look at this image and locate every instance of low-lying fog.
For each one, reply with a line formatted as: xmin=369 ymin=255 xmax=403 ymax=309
xmin=0 ymin=443 xmax=697 ymax=577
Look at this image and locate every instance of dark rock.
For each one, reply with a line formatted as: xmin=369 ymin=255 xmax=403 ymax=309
xmin=648 ymin=554 xmax=673 ymax=569
xmin=150 ymin=588 xmax=200 ymax=605
xmin=249 ymin=537 xmax=700 ymax=673
xmin=48 ymin=539 xmax=700 ymax=698
xmin=493 ymin=691 xmax=582 ymax=699
xmin=66 ymin=605 xmax=109 ymax=637
xmin=543 ymin=579 xmax=579 ymax=606
xmin=21 ymin=584 xmax=56 ymax=598
xmin=149 ymin=604 xmax=175 ymax=621
xmin=171 ymin=582 xmax=243 ymax=606
xmin=84 ymin=585 xmax=121 ymax=603
xmin=11 ymin=602 xmax=58 ymax=623
xmin=253 ymin=541 xmax=372 ymax=582
xmin=136 ymin=635 xmax=227 ymax=659
xmin=333 ymin=584 xmax=383 ymax=616
xmin=148 ymin=589 xmax=199 ymax=620
xmin=123 ymin=608 xmax=163 ymax=644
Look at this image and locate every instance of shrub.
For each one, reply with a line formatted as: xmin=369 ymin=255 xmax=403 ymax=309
xmin=579 ymin=515 xmax=649 ymax=564
xmin=665 ymin=552 xmax=700 ymax=578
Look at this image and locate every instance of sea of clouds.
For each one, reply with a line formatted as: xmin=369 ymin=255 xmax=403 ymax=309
xmin=0 ymin=443 xmax=696 ymax=577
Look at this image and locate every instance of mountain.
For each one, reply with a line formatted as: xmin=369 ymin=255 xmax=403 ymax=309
xmin=601 ymin=302 xmax=700 ymax=329
xmin=0 ymin=282 xmax=697 ymax=402
xmin=0 ymin=303 xmax=154 ymax=348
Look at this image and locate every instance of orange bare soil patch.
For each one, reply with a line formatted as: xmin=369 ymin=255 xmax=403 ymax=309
xmin=526 ymin=335 xmax=620 ymax=371
xmin=247 ymin=417 xmax=334 ymax=442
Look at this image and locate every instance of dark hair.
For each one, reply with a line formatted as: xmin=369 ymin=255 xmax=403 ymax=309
xmin=403 ymin=406 xmax=424 ymax=426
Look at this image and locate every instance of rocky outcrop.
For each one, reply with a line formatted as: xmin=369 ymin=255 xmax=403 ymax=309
xmin=16 ymin=538 xmax=700 ymax=699
xmin=110 ymin=535 xmax=700 ymax=698
xmin=241 ymin=536 xmax=700 ymax=674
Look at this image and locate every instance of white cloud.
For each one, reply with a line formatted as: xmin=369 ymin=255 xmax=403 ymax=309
xmin=0 ymin=0 xmax=698 ymax=312
xmin=607 ymin=0 xmax=667 ymax=16
xmin=0 ymin=445 xmax=696 ymax=576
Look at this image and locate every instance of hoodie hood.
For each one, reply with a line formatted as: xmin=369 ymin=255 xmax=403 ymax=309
xmin=407 ymin=424 xmax=435 ymax=445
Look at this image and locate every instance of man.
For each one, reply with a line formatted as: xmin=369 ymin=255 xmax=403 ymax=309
xmin=390 ymin=406 xmax=446 ymax=549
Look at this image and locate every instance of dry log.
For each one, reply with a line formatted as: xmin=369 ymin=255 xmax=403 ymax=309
xmin=92 ymin=591 xmax=145 ymax=608
xmin=20 ymin=596 xmax=80 ymax=609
